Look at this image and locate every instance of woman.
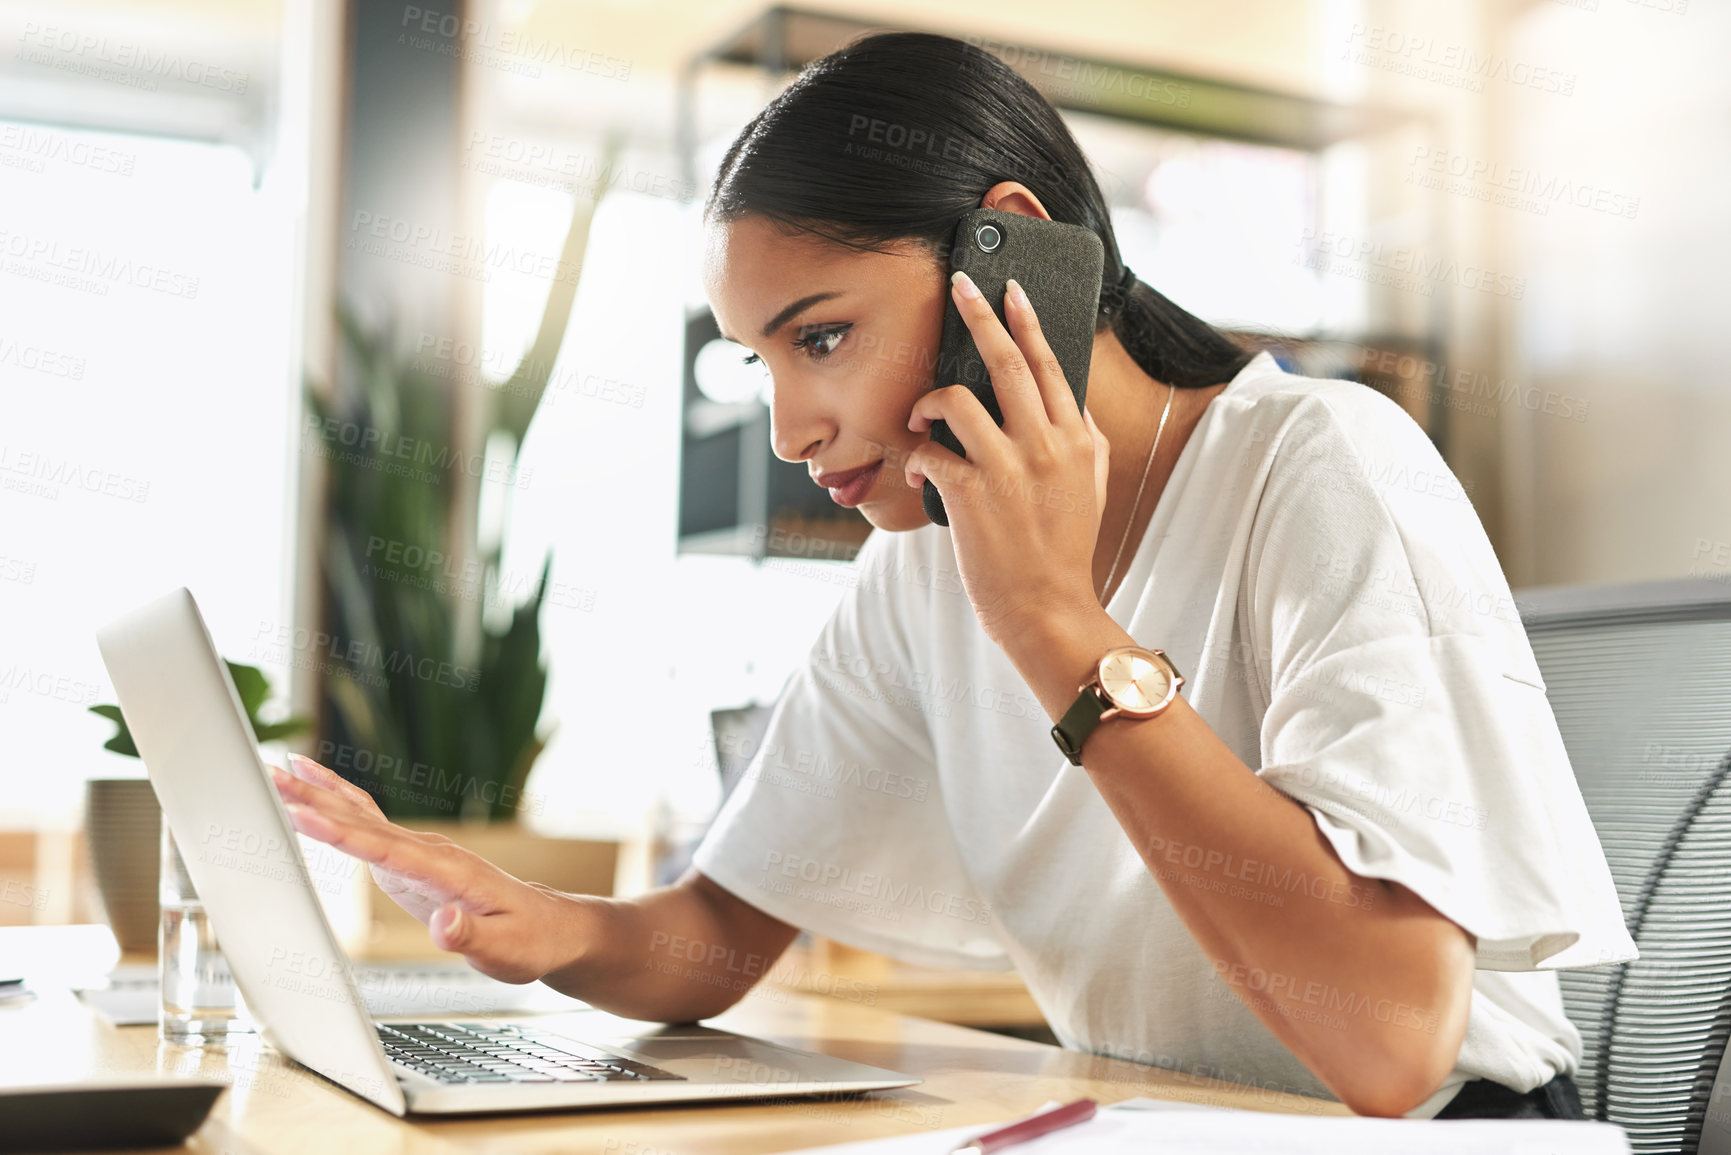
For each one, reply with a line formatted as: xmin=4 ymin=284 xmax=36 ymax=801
xmin=273 ymin=32 xmax=1634 ymax=1119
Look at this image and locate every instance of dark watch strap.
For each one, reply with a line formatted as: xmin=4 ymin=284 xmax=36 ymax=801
xmin=1051 ymin=684 xmax=1111 ymax=766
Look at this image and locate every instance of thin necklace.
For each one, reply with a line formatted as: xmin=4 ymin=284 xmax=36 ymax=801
xmin=1098 ymin=382 xmax=1175 ymax=604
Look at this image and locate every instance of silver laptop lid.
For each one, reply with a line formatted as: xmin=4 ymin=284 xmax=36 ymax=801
xmin=96 ymin=587 xmax=406 ymax=1115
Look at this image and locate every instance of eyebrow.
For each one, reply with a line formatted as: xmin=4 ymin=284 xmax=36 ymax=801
xmin=719 ymin=291 xmax=843 ymax=344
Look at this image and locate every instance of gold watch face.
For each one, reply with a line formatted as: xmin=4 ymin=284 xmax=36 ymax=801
xmin=1098 ymin=647 xmax=1177 ymax=716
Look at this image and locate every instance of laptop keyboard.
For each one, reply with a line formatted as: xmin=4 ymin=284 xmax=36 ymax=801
xmin=353 ymin=963 xmax=549 ymax=1016
xmin=377 ymin=1022 xmax=684 ymax=1085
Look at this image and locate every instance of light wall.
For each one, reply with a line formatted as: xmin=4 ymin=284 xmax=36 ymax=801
xmin=1493 ymin=0 xmax=1729 ymax=587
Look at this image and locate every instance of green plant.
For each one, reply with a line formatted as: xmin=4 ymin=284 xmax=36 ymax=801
xmin=91 ymin=661 xmax=311 ymax=757
xmin=303 ymin=137 xmax=619 ymax=823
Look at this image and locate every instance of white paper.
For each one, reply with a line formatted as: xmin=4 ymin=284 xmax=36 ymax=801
xmin=781 ymin=1098 xmax=1631 ymax=1155
xmin=72 ymin=963 xmax=159 ymax=1026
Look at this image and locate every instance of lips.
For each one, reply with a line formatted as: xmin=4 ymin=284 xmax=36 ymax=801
xmin=814 ymin=460 xmax=884 ymax=508
xmin=813 ymin=461 xmax=880 ymax=490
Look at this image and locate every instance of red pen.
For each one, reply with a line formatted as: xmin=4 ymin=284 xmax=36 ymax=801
xmin=949 ymin=1098 xmax=1098 ymax=1154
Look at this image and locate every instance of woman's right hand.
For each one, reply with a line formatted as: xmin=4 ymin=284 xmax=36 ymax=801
xmin=268 ymin=753 xmax=587 ymax=984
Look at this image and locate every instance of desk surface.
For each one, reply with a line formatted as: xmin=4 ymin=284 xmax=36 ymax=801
xmin=1 ymin=926 xmax=1349 ymax=1154
xmin=766 ymin=939 xmax=1046 ymax=1030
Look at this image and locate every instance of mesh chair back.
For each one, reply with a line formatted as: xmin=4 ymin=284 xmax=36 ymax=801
xmin=1519 ymin=578 xmax=1731 ymax=1154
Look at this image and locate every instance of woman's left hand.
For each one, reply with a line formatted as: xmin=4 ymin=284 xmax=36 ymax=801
xmin=904 ymin=270 xmax=1111 ymax=647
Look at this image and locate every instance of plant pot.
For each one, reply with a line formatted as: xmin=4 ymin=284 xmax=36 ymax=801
xmin=83 ymin=778 xmax=161 ymax=952
xmin=351 ymin=821 xmax=619 ymax=960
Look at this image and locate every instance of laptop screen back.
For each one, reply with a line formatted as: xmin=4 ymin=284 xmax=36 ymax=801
xmin=96 ymin=587 xmax=405 ymax=1115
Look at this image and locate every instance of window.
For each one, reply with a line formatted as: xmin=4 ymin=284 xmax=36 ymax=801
xmin=0 ymin=126 xmax=297 ymax=823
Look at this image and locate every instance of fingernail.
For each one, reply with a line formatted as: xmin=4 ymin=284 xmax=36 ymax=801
xmin=1006 ymin=278 xmax=1028 ymax=309
xmin=950 ymin=270 xmax=981 ymax=300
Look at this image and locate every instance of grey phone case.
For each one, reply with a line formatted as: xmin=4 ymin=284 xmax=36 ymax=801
xmin=923 ymin=209 xmax=1105 ymax=526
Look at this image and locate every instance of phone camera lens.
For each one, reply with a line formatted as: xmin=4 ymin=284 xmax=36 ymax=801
xmin=974 ymin=223 xmax=1002 ymax=253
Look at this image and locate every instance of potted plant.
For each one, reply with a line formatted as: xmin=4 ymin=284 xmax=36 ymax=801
xmin=87 ymin=663 xmax=311 ymax=951
xmin=299 ymin=140 xmax=624 ymax=956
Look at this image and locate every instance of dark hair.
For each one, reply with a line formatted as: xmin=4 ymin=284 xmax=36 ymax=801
xmin=704 ymin=31 xmax=1253 ymax=390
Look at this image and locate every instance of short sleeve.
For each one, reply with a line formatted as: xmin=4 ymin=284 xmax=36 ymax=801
xmin=1243 ymin=389 xmax=1637 ymax=972
xmin=691 ymin=529 xmax=1011 ymax=971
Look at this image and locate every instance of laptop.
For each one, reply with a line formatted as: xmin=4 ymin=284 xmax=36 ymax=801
xmin=95 ymin=587 xmax=921 ymax=1116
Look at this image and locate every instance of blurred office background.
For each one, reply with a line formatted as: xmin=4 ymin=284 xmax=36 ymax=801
xmin=1 ymin=0 xmax=1726 ymax=961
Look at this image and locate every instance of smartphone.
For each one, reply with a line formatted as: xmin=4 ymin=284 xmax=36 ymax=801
xmin=922 ymin=208 xmax=1105 ymax=526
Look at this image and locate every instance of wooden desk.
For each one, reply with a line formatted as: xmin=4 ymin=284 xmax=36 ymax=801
xmin=766 ymin=939 xmax=1047 ymax=1031
xmin=1 ymin=927 xmax=1349 ymax=1154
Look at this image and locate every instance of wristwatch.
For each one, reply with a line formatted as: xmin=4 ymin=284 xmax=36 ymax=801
xmin=1050 ymin=646 xmax=1185 ymax=765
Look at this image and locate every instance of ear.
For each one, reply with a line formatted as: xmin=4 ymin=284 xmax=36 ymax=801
xmin=979 ymin=180 xmax=1053 ymax=221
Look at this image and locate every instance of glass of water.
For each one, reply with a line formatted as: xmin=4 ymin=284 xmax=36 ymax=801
xmin=159 ymin=826 xmax=253 ymax=1042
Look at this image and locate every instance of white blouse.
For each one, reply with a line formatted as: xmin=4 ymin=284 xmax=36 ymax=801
xmin=692 ymin=351 xmax=1637 ymax=1116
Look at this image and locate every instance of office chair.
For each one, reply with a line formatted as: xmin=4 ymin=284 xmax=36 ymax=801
xmin=1519 ymin=577 xmax=1731 ymax=1154
xmin=711 ymin=700 xmax=777 ymax=804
